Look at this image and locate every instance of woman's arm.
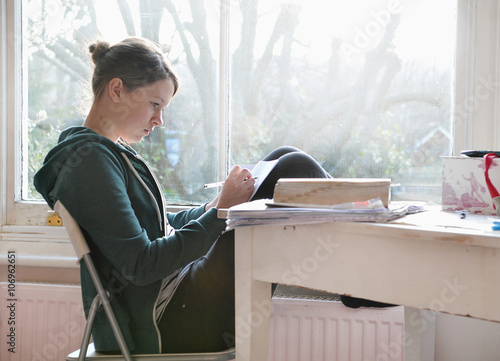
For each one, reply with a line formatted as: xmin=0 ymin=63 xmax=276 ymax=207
xmin=50 ymin=144 xmax=226 ymax=286
xmin=167 ymin=205 xmax=207 ymax=229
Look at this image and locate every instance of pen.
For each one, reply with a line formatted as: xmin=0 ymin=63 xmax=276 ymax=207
xmin=204 ymin=177 xmax=258 ymax=189
xmin=455 ymin=210 xmax=469 ymax=219
xmin=204 ymin=181 xmax=224 ymax=189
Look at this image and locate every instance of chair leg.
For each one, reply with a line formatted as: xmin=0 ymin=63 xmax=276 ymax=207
xmin=82 ymin=254 xmax=133 ymax=361
xmin=78 ymin=295 xmax=101 ymax=361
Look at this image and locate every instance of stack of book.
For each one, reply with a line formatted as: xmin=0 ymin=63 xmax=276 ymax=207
xmin=226 ymin=178 xmax=408 ymax=230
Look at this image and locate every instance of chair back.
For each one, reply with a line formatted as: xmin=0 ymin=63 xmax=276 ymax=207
xmin=54 ymin=201 xmax=90 ymax=262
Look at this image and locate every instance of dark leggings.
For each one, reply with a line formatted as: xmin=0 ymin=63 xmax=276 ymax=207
xmin=158 ymin=147 xmax=331 ymax=353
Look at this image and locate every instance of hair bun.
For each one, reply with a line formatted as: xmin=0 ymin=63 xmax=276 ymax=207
xmin=89 ymin=41 xmax=111 ymax=64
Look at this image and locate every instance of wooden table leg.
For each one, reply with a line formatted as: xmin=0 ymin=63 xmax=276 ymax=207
xmin=405 ymin=307 xmax=436 ymax=361
xmin=234 ymin=228 xmax=272 ymax=361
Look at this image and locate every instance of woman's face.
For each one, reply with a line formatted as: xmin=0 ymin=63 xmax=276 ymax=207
xmin=116 ymin=78 xmax=175 ymax=143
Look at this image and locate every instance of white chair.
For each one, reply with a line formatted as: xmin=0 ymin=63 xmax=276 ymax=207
xmin=55 ymin=201 xmax=235 ymax=361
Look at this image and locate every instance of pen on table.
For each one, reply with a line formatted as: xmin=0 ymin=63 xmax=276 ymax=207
xmin=455 ymin=210 xmax=469 ymax=219
xmin=204 ymin=177 xmax=258 ymax=189
xmin=492 ymin=221 xmax=500 ymax=231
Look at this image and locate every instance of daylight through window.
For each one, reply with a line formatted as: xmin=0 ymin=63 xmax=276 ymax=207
xmin=25 ymin=0 xmax=456 ymax=204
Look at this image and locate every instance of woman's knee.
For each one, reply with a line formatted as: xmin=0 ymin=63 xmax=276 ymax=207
xmin=263 ymin=146 xmax=303 ymax=161
xmin=277 ymin=151 xmax=331 ymax=178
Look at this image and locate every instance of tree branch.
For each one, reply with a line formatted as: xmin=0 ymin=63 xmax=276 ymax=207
xmin=116 ymin=0 xmax=136 ymax=36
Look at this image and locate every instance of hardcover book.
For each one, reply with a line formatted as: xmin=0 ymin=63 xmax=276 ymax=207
xmin=273 ymin=178 xmax=391 ymax=207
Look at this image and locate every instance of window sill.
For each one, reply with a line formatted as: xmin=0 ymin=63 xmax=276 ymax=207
xmin=0 ymin=203 xmax=195 ymax=269
xmin=0 ymin=225 xmax=78 ymax=268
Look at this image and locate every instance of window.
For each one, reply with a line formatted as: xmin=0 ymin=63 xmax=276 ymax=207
xmin=25 ymin=0 xmax=223 ymax=205
xmin=2 ymin=0 xmax=500 ymax=231
xmin=24 ymin=0 xmax=456 ymax=206
xmin=228 ymin=0 xmax=456 ymax=202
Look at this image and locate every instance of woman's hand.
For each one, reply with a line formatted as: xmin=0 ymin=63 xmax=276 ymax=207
xmin=206 ymin=166 xmax=255 ymax=211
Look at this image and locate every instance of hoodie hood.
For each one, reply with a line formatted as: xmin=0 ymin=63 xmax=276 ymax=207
xmin=34 ymin=126 xmax=135 ymax=208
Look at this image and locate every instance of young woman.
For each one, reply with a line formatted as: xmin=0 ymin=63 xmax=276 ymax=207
xmin=34 ymin=37 xmax=331 ymax=354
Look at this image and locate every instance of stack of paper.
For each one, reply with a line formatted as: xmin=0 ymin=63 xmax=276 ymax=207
xmin=226 ymin=198 xmax=409 ymax=230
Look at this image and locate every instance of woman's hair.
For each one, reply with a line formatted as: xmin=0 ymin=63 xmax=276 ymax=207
xmin=88 ymin=37 xmax=179 ymax=100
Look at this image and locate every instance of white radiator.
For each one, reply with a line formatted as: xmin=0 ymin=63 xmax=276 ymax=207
xmin=0 ymin=283 xmax=404 ymax=361
xmin=269 ymin=298 xmax=405 ymax=361
xmin=0 ymin=282 xmax=86 ymax=361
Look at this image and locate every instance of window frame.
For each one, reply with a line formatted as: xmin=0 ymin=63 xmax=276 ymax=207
xmin=454 ymin=0 xmax=500 ymax=155
xmin=1 ymin=0 xmax=498 ymax=265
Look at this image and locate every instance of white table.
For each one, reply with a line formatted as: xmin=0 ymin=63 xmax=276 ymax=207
xmin=233 ymin=209 xmax=500 ymax=361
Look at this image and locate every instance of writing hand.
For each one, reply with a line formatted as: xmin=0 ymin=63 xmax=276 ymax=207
xmin=215 ymin=166 xmax=255 ymax=209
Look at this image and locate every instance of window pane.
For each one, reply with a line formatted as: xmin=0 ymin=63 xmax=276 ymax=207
xmin=229 ymin=0 xmax=456 ymax=202
xmin=25 ymin=0 xmax=220 ymax=204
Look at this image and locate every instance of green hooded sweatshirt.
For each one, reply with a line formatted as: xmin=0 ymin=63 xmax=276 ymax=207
xmin=34 ymin=126 xmax=226 ymax=353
